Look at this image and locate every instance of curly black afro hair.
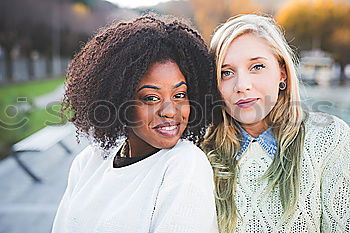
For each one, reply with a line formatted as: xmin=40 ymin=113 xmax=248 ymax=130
xmin=62 ymin=14 xmax=217 ymax=150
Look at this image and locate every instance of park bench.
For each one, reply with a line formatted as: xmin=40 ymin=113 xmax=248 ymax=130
xmin=12 ymin=123 xmax=75 ymax=183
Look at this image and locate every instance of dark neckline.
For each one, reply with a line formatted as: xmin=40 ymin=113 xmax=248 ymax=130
xmin=113 ymin=148 xmax=160 ymax=168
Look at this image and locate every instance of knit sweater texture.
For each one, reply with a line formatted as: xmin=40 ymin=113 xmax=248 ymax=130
xmin=234 ymin=112 xmax=350 ymax=232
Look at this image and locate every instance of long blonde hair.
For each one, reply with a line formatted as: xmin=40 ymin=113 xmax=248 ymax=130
xmin=202 ymin=14 xmax=307 ymax=232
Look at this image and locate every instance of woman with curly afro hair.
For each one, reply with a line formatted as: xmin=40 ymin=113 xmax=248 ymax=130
xmin=52 ymin=14 xmax=219 ymax=233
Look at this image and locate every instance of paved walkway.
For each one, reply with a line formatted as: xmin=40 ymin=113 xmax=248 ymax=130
xmin=1 ymin=85 xmax=87 ymax=233
xmin=0 ymin=132 xmax=89 ymax=233
xmin=34 ymin=85 xmax=65 ymax=109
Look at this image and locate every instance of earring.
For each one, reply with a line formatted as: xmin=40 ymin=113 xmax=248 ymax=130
xmin=279 ymin=81 xmax=286 ymax=90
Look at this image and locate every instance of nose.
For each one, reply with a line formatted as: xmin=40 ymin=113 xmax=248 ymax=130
xmin=158 ymin=101 xmax=177 ymax=118
xmin=234 ymin=73 xmax=252 ymax=93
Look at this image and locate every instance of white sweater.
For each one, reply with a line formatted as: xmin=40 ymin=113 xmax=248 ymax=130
xmin=52 ymin=140 xmax=218 ymax=233
xmin=234 ymin=112 xmax=350 ymax=232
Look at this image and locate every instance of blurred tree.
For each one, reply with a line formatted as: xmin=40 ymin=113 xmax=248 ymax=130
xmin=0 ymin=0 xmax=116 ymax=83
xmin=190 ymin=0 xmax=260 ymax=42
xmin=277 ymin=0 xmax=350 ymax=85
xmin=19 ymin=0 xmax=53 ymax=80
xmin=0 ymin=0 xmax=57 ymax=81
xmin=70 ymin=0 xmax=96 ymax=7
xmin=0 ymin=0 xmax=22 ymax=82
xmin=142 ymin=0 xmax=195 ymax=21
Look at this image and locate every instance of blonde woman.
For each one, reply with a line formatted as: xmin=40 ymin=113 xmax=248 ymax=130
xmin=202 ymin=14 xmax=350 ymax=232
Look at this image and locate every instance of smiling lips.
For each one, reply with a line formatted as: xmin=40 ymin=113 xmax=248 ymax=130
xmin=236 ymin=98 xmax=259 ymax=108
xmin=153 ymin=122 xmax=180 ymax=137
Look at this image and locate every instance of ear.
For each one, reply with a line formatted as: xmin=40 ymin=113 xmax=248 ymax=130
xmin=280 ymin=65 xmax=287 ymax=83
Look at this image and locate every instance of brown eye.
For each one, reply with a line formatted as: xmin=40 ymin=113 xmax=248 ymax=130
xmin=174 ymin=92 xmax=187 ymax=99
xmin=143 ymin=95 xmax=160 ymax=102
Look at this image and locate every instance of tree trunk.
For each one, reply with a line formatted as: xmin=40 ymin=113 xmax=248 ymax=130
xmin=25 ymin=52 xmax=35 ymax=80
xmin=339 ymin=63 xmax=346 ymax=86
xmin=4 ymin=47 xmax=14 ymax=83
xmin=45 ymin=52 xmax=53 ymax=78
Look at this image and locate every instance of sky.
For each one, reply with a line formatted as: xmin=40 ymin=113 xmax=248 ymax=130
xmin=104 ymin=0 xmax=173 ymax=8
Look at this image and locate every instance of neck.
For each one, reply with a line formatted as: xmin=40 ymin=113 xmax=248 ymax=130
xmin=240 ymin=120 xmax=268 ymax=138
xmin=126 ymin=130 xmax=159 ymax=158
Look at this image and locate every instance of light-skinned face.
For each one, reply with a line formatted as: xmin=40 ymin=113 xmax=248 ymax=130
xmin=127 ymin=60 xmax=190 ymax=157
xmin=219 ymin=33 xmax=286 ymax=137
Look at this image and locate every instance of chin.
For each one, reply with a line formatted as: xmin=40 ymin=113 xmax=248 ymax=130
xmin=153 ymin=137 xmax=181 ymax=149
xmin=235 ymin=115 xmax=265 ymax=126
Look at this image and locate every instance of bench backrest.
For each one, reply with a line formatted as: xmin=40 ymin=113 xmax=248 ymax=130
xmin=13 ymin=124 xmax=75 ymax=152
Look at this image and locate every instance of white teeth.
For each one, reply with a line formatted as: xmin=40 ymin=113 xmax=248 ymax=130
xmin=160 ymin=126 xmax=177 ymax=131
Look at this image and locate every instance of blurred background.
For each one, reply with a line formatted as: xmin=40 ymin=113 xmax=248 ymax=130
xmin=0 ymin=0 xmax=349 ymax=232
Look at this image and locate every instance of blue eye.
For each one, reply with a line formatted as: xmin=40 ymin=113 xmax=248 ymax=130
xmin=251 ymin=64 xmax=265 ymax=72
xmin=174 ymin=92 xmax=187 ymax=99
xmin=221 ymin=70 xmax=234 ymax=79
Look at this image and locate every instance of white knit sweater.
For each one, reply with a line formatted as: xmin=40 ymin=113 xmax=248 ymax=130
xmin=51 ymin=140 xmax=218 ymax=233
xmin=234 ymin=112 xmax=350 ymax=232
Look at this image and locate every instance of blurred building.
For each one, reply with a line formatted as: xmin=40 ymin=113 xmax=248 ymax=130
xmin=299 ymin=49 xmax=338 ymax=86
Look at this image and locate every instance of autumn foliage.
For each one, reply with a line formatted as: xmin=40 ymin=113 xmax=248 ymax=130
xmin=277 ymin=0 xmax=350 ymax=83
xmin=190 ymin=0 xmax=259 ymax=42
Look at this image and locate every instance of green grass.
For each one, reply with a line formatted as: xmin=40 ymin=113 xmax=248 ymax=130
xmin=0 ymin=77 xmax=66 ymax=160
xmin=0 ymin=77 xmax=65 ymax=105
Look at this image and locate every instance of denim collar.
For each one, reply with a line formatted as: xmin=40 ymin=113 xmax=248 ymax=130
xmin=236 ymin=123 xmax=278 ymax=159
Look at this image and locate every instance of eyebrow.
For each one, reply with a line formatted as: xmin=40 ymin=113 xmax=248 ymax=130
xmin=173 ymin=81 xmax=187 ymax=88
xmin=137 ymin=81 xmax=187 ymax=92
xmin=137 ymin=85 xmax=160 ymax=92
xmin=222 ymin=56 xmax=268 ymax=68
xmin=250 ymin=56 xmax=268 ymax=61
